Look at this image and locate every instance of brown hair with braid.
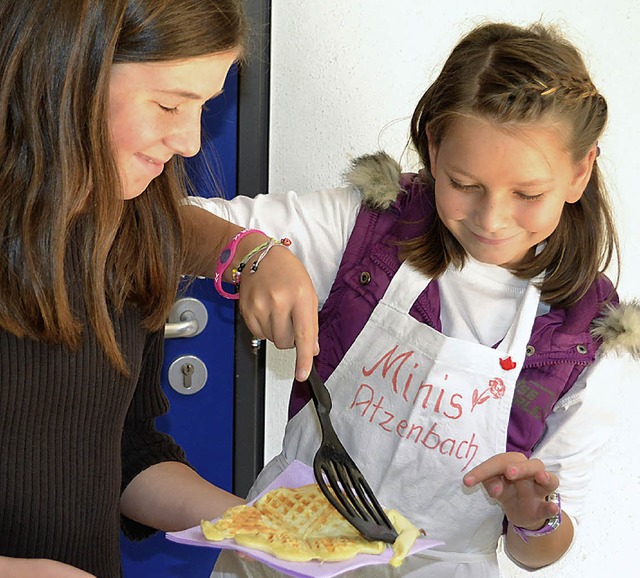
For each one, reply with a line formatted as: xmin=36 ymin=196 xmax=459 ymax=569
xmin=406 ymin=22 xmax=618 ymax=307
xmin=0 ymin=0 xmax=246 ymax=373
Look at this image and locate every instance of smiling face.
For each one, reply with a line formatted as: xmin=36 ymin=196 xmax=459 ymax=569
xmin=428 ymin=116 xmax=596 ymax=268
xmin=108 ymin=50 xmax=238 ymax=199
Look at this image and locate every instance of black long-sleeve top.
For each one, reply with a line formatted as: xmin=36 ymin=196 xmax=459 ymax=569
xmin=0 ymin=239 xmax=189 ymax=577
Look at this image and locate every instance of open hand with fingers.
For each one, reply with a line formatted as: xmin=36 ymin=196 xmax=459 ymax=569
xmin=462 ymin=452 xmax=572 ymax=569
xmin=462 ymin=452 xmax=560 ymax=530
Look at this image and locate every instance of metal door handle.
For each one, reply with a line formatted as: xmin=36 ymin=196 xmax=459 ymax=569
xmin=164 ymin=298 xmax=208 ymax=339
xmin=164 ymin=312 xmax=199 ymax=338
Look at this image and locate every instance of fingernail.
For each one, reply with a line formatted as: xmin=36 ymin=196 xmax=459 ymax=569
xmin=463 ymin=475 xmax=475 ymax=487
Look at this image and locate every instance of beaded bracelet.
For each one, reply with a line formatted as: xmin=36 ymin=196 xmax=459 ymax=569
xmin=231 ymin=239 xmax=273 ymax=285
xmin=213 ymin=228 xmax=263 ymax=300
xmin=232 ymin=237 xmax=292 ymax=288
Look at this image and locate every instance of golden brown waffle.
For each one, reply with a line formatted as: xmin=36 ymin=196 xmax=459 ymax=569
xmin=201 ymin=483 xmax=421 ymax=566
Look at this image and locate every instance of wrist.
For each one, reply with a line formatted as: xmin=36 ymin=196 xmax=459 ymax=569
xmin=511 ymin=492 xmax=562 ymax=542
xmin=213 ymin=229 xmax=266 ymax=299
xmin=231 ymin=236 xmax=291 ymax=288
xmin=232 ymin=233 xmax=270 ymax=276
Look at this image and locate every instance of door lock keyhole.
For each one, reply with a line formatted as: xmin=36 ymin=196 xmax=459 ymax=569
xmin=168 ymin=355 xmax=207 ymax=395
xmin=181 ymin=362 xmax=195 ymax=389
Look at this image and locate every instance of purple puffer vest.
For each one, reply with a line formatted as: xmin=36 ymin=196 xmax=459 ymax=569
xmin=289 ymin=172 xmax=618 ymax=457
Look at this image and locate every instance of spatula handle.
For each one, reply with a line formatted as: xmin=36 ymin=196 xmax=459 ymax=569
xmin=308 ymin=364 xmax=333 ymax=413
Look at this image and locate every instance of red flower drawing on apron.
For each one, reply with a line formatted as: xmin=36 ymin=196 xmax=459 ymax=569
xmin=471 ymin=377 xmax=506 ymax=412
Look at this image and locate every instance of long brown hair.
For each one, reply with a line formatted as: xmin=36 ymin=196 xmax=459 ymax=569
xmin=406 ymin=22 xmax=618 ymax=308
xmin=0 ymin=0 xmax=247 ymax=372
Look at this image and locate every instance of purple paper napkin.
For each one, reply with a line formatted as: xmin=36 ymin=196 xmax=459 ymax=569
xmin=166 ymin=460 xmax=444 ymax=578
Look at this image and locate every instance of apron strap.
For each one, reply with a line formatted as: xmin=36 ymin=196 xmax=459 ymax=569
xmin=381 ymin=261 xmax=431 ymax=313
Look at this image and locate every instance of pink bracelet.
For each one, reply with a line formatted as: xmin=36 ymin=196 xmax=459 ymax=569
xmin=214 ymin=228 xmax=263 ymax=299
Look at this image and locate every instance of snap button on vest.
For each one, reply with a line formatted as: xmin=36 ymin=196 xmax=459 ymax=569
xmin=576 ymin=344 xmax=588 ymax=354
xmin=359 ymin=271 xmax=372 ymax=285
xmin=526 ymin=345 xmax=535 ymax=356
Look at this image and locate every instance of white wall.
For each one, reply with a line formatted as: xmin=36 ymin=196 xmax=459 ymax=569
xmin=265 ymin=1 xmax=639 ymax=576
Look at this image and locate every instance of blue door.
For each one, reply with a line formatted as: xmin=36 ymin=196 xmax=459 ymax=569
xmin=120 ymin=66 xmax=239 ymax=578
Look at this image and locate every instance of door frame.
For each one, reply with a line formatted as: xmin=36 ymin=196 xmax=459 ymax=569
xmin=233 ymin=0 xmax=271 ymax=498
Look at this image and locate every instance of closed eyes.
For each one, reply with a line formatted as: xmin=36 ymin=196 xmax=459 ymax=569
xmin=448 ymin=177 xmax=544 ymax=201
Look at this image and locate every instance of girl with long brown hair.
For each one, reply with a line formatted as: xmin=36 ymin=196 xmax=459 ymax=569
xmin=0 ymin=1 xmax=317 ymax=576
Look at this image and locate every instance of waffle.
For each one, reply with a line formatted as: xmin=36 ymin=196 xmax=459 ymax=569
xmin=201 ymin=483 xmax=421 ymax=566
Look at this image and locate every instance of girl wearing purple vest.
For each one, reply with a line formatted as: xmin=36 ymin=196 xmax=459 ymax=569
xmin=196 ymin=22 xmax=639 ymax=577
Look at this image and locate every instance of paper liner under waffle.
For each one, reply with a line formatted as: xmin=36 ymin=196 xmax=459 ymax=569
xmin=202 ymin=483 xmax=418 ymax=565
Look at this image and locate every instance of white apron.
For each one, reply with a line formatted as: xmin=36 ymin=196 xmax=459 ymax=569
xmin=213 ymin=261 xmax=541 ymax=578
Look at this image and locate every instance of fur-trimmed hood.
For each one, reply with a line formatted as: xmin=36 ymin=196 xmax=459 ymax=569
xmin=344 ymin=151 xmax=403 ymax=211
xmin=344 ymin=151 xmax=640 ymax=361
xmin=592 ymin=300 xmax=640 ymax=360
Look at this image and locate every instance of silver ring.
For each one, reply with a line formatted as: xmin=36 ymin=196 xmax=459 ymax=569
xmin=545 ymin=491 xmax=560 ymax=506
